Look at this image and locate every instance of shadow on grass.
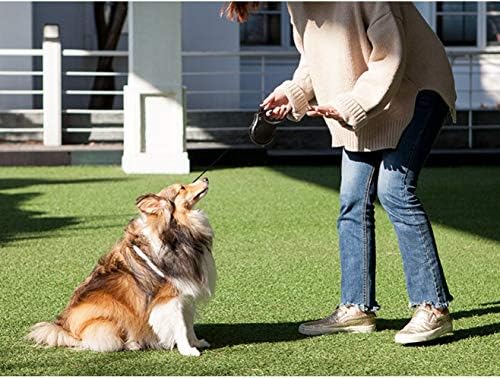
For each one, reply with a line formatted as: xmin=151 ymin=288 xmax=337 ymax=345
xmin=195 ymin=305 xmax=500 ymax=348
xmin=399 ymin=322 xmax=500 ymax=347
xmin=480 ymin=301 xmax=500 ymax=306
xmin=195 ymin=322 xmax=307 ymax=347
xmin=270 ymin=166 xmax=500 ymax=242
xmin=0 ymin=178 xmax=126 ymax=246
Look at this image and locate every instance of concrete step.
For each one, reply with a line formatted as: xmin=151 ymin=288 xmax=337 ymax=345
xmin=1 ymin=143 xmax=500 ymax=167
xmin=0 ymin=143 xmax=123 ymax=166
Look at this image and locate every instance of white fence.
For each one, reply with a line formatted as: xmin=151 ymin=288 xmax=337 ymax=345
xmin=448 ymin=51 xmax=500 ymax=148
xmin=1 ymin=24 xmax=500 ymax=148
xmin=183 ymin=50 xmax=299 ymax=112
xmin=0 ymin=25 xmax=127 ymax=145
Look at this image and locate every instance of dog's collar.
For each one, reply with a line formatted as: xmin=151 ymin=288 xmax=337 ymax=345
xmin=132 ymin=245 xmax=166 ymax=279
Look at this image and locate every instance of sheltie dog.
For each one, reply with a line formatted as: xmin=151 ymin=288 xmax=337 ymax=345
xmin=27 ymin=178 xmax=216 ymax=356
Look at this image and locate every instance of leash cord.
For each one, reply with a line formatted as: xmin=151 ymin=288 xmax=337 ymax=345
xmin=191 ymin=148 xmax=230 ymax=183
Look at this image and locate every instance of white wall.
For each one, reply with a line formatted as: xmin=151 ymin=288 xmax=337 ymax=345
xmin=452 ymin=56 xmax=500 ymax=109
xmin=0 ymin=2 xmax=33 ymax=109
xmin=181 ymin=2 xmax=240 ymax=110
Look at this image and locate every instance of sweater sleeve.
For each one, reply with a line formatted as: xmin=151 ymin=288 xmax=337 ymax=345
xmin=274 ymin=27 xmax=315 ymax=122
xmin=331 ymin=12 xmax=406 ymax=131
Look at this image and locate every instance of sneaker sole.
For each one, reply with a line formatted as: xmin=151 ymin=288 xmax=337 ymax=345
xmin=298 ymin=323 xmax=376 ymax=336
xmin=394 ymin=322 xmax=453 ymax=345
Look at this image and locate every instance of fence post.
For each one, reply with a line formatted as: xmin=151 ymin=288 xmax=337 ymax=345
xmin=467 ymin=53 xmax=473 ymax=149
xmin=42 ymin=24 xmax=62 ymax=146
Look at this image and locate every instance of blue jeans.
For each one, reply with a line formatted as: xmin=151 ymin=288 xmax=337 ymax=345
xmin=338 ymin=90 xmax=453 ymax=312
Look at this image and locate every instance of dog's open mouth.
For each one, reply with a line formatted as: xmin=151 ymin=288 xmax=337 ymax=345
xmin=194 ymin=187 xmax=209 ymax=201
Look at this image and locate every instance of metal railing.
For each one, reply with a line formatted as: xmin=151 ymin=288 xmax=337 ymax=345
xmin=62 ymin=48 xmax=127 ymax=115
xmin=0 ymin=48 xmax=44 ymax=112
xmin=0 ymin=25 xmax=127 ymax=145
xmin=182 ymin=50 xmax=500 ymax=149
xmin=1 ymin=26 xmax=500 ymax=149
xmin=448 ymin=50 xmax=500 ymax=148
xmin=0 ymin=48 xmax=45 ymax=141
xmin=182 ymin=50 xmax=299 ymax=112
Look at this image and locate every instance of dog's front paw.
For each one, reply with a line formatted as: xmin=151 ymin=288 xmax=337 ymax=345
xmin=125 ymin=341 xmax=142 ymax=351
xmin=178 ymin=346 xmax=201 ymax=357
xmin=193 ymin=339 xmax=210 ymax=349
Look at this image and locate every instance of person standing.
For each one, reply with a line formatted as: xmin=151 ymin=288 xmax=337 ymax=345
xmin=224 ymin=2 xmax=455 ymax=344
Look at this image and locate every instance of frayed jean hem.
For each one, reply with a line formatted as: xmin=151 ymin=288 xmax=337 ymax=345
xmin=339 ymin=303 xmax=380 ymax=313
xmin=409 ymin=300 xmax=450 ymax=310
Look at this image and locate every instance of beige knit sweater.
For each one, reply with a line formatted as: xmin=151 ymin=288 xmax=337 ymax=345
xmin=276 ymin=2 xmax=456 ymax=152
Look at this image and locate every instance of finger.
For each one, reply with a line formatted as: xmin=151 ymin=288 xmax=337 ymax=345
xmin=272 ymin=112 xmax=283 ymax=120
xmin=261 ymin=93 xmax=274 ymax=104
xmin=321 ymin=112 xmax=339 ymax=119
xmin=308 ymin=108 xmax=327 ymax=116
xmin=261 ymin=93 xmax=276 ymax=110
xmin=266 ymin=106 xmax=284 ymax=120
xmin=306 ymin=110 xmax=323 ymax=117
xmin=314 ymin=105 xmax=333 ymax=111
xmin=278 ymin=105 xmax=288 ymax=119
xmin=319 ymin=106 xmax=341 ymax=118
xmin=266 ymin=108 xmax=281 ymax=119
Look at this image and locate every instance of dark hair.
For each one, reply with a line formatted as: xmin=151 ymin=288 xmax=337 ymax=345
xmin=221 ymin=2 xmax=260 ymax=23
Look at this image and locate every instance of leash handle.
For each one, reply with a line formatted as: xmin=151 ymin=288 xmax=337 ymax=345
xmin=259 ymin=107 xmax=287 ymax=125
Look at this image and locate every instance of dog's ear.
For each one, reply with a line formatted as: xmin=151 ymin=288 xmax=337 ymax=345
xmin=136 ymin=193 xmax=170 ymax=215
xmin=159 ymin=186 xmax=178 ymax=202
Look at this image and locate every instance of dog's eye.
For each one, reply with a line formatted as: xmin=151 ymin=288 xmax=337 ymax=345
xmin=180 ymin=186 xmax=185 ymax=191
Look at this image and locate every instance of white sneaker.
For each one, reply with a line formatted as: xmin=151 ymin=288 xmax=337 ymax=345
xmin=395 ymin=306 xmax=453 ymax=344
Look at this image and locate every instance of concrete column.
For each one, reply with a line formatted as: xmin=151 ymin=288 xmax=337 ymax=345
xmin=122 ymin=2 xmax=189 ymax=174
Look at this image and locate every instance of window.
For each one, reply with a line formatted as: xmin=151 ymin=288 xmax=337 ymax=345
xmin=240 ymin=2 xmax=292 ymax=47
xmin=436 ymin=2 xmax=478 ymax=46
xmin=433 ymin=2 xmax=500 ymax=48
xmin=487 ymin=2 xmax=500 ymax=46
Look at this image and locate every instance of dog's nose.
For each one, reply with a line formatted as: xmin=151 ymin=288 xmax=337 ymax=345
xmin=202 ymin=177 xmax=209 ymax=184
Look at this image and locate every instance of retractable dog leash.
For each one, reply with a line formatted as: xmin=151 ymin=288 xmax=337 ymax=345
xmin=191 ymin=108 xmax=285 ymax=183
xmin=248 ymin=107 xmax=284 ymax=146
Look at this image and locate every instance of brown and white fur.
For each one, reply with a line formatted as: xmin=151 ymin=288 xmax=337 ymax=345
xmin=27 ymin=178 xmax=216 ymax=356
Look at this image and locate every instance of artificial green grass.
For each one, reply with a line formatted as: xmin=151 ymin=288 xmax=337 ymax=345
xmin=0 ymin=165 xmax=498 ymax=375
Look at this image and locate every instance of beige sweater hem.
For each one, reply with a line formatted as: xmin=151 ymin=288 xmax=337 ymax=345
xmin=329 ymin=115 xmax=413 ymax=152
xmin=329 ymin=86 xmax=456 ymax=152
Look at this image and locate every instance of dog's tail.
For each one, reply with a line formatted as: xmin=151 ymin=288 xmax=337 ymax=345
xmin=27 ymin=321 xmax=80 ymax=348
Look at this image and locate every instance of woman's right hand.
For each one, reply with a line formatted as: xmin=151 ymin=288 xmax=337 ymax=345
xmin=260 ymin=90 xmax=292 ymax=120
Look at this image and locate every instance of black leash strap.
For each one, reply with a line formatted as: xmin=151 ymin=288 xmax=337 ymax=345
xmin=191 ymin=149 xmax=230 ymax=183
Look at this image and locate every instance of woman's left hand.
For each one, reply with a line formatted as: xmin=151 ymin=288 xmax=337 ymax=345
xmin=306 ymin=105 xmax=350 ymax=128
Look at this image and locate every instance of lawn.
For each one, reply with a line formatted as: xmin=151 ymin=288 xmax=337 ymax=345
xmin=0 ymin=165 xmax=498 ymax=375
